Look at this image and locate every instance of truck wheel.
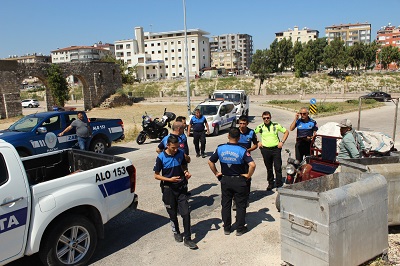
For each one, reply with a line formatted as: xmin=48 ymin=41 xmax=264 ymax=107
xmin=90 ymin=138 xmax=107 ymax=153
xmin=136 ymin=133 xmax=146 ymax=144
xmin=39 ymin=214 xmax=97 ymax=266
xmin=275 ymin=193 xmax=281 ymax=212
xmin=159 ymin=128 xmax=168 ymax=139
xmin=28 ymin=104 xmax=33 ymax=108
xmin=213 ymin=125 xmax=220 ymax=136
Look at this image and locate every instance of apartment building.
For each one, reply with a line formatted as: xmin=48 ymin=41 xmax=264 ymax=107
xmin=376 ymin=23 xmax=400 ymax=47
xmin=275 ymin=26 xmax=319 ymax=44
xmin=211 ymin=50 xmax=241 ymax=73
xmin=115 ymin=27 xmax=210 ymax=80
xmin=4 ymin=53 xmax=51 ymax=63
xmin=325 ymin=22 xmax=371 ymax=46
xmin=209 ymin=33 xmax=253 ymax=71
xmin=51 ymin=46 xmax=112 ymax=63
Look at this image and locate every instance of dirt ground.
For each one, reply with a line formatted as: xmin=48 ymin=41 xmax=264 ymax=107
xmin=1 ymin=97 xmax=400 ymax=265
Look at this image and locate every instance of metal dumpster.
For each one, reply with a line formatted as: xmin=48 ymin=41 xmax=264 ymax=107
xmin=340 ymin=154 xmax=400 ymax=226
xmin=280 ymin=173 xmax=388 ymax=266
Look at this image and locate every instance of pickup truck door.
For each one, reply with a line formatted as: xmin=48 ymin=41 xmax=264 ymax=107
xmin=0 ymin=145 xmax=30 ymax=263
xmin=30 ymin=114 xmax=64 ymax=154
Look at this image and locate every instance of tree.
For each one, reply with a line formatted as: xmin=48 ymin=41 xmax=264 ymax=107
xmin=250 ymin=49 xmax=274 ymax=95
xmin=324 ymin=38 xmax=345 ymax=71
xmin=47 ymin=64 xmax=69 ymax=107
xmin=363 ymin=41 xmax=380 ymax=70
xmin=347 ymin=42 xmax=364 ymax=70
xmin=277 ymin=38 xmax=293 ymax=72
xmin=378 ymin=46 xmax=400 ymax=70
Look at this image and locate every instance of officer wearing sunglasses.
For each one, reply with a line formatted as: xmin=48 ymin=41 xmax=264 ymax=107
xmin=289 ymin=107 xmax=318 ymax=161
xmin=254 ymin=111 xmax=289 ymax=191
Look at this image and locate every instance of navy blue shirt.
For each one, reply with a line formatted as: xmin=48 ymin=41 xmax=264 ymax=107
xmin=209 ymin=143 xmax=254 ymax=176
xmin=158 ymin=133 xmax=189 ymax=155
xmin=238 ymin=128 xmax=258 ymax=150
xmin=190 ymin=115 xmax=207 ymax=132
xmin=295 ymin=118 xmax=318 ymax=139
xmin=153 ymin=149 xmax=187 ymax=185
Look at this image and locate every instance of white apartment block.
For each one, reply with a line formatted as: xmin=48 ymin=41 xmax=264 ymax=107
xmin=51 ymin=46 xmax=112 ymax=63
xmin=115 ymin=26 xmax=210 ymax=80
xmin=275 ymin=26 xmax=319 ymax=45
xmin=211 ymin=50 xmax=241 ymax=72
xmin=209 ymin=33 xmax=253 ymax=70
xmin=325 ymin=22 xmax=371 ymax=46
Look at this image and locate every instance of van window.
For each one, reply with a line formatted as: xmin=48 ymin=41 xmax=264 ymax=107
xmin=0 ymin=153 xmax=8 ymax=186
xmin=226 ymin=104 xmax=234 ymax=113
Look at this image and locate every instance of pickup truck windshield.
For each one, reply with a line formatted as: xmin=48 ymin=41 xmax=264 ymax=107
xmin=196 ymin=105 xmax=218 ymax=116
xmin=9 ymin=116 xmax=44 ymax=132
xmin=214 ymin=93 xmax=240 ymax=103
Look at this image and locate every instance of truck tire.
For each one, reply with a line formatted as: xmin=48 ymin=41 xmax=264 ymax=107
xmin=39 ymin=214 xmax=97 ymax=266
xmin=213 ymin=125 xmax=220 ymax=136
xmin=136 ymin=133 xmax=146 ymax=145
xmin=90 ymin=138 xmax=107 ymax=153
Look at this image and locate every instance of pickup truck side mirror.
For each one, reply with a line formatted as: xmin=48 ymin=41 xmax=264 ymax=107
xmin=37 ymin=127 xmax=47 ymax=134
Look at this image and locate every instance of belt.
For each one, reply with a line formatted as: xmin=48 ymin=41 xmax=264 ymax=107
xmin=222 ymin=175 xmax=243 ymax=178
xmin=262 ymin=146 xmax=278 ymax=149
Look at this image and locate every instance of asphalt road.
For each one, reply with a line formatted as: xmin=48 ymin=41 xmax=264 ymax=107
xmin=8 ymin=100 xmax=399 ymax=266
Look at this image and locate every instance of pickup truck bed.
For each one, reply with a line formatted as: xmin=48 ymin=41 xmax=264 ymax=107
xmin=23 ymin=149 xmax=125 ymax=185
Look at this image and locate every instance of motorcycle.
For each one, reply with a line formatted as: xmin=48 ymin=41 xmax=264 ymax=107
xmin=136 ymin=108 xmax=176 ymax=145
xmin=275 ymin=136 xmax=341 ymax=211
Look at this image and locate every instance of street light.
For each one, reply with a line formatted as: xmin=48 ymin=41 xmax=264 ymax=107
xmin=183 ymin=0 xmax=191 ymax=116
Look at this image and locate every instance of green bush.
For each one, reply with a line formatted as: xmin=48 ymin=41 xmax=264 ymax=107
xmin=318 ymin=103 xmax=339 ymax=113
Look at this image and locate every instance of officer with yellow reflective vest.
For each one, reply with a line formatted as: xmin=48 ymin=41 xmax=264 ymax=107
xmin=254 ymin=111 xmax=289 ymax=191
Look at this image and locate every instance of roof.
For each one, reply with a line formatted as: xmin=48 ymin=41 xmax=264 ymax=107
xmin=198 ymin=100 xmax=234 ymax=106
xmin=51 ymin=46 xmax=109 ymax=53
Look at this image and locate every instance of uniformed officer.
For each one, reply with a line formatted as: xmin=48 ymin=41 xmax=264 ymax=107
xmin=238 ymin=115 xmax=258 ymax=152
xmin=254 ymin=111 xmax=289 ymax=191
xmin=289 ymin=107 xmax=318 ymax=161
xmin=153 ymin=135 xmax=198 ymax=249
xmin=208 ymin=127 xmax=256 ymax=236
xmin=187 ymin=108 xmax=210 ymax=158
xmin=156 ymin=121 xmax=190 ymax=163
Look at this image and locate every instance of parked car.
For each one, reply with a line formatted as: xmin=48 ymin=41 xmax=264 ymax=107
xmin=21 ymin=99 xmax=40 ymax=108
xmin=361 ymin=91 xmax=392 ymax=102
xmin=188 ymin=100 xmax=237 ymax=136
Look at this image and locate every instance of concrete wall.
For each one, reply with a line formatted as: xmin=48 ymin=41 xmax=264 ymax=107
xmin=0 ymin=60 xmax=122 ymax=119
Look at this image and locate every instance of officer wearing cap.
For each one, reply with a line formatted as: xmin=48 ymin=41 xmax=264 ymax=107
xmin=337 ymin=119 xmax=360 ymax=159
xmin=208 ymin=127 xmax=256 ymax=236
xmin=254 ymin=111 xmax=289 ymax=191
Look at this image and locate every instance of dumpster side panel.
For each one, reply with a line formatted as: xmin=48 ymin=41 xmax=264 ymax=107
xmin=280 ymin=173 xmax=388 ymax=266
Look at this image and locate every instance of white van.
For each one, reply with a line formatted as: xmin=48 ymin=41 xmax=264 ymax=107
xmin=212 ymin=90 xmax=249 ymax=120
xmin=189 ymin=100 xmax=237 ymax=136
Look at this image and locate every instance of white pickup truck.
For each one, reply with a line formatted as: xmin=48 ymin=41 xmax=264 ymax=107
xmin=0 ymin=139 xmax=138 ymax=266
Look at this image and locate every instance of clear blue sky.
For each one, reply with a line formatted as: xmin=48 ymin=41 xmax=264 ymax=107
xmin=1 ymin=0 xmax=399 ymax=59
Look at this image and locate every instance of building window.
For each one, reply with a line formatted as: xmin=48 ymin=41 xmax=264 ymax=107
xmin=171 ymin=41 xmax=174 ymax=45
xmin=145 ymin=44 xmax=147 ymax=47
xmin=192 ymin=56 xmax=195 ymax=59
xmin=178 ymin=57 xmax=181 ymax=60
xmin=127 ymin=59 xmax=132 ymax=64
xmin=165 ymin=58 xmax=168 ymax=61
xmin=166 ymin=65 xmax=168 ymax=68
xmin=179 ymin=64 xmax=182 ymax=67
xmin=178 ymin=49 xmax=181 ymax=52
xmin=172 ymin=57 xmax=175 ymax=60
xmin=146 ymin=66 xmax=149 ymax=69
xmin=152 ymin=51 xmax=155 ymax=54
xmin=192 ymin=48 xmax=195 ymax=51
xmin=116 ymin=45 xmax=123 ymax=50
xmin=192 ymin=64 xmax=196 ymax=67
xmin=203 ymin=55 xmax=205 ymax=59
xmin=157 ymin=43 xmax=160 ymax=46
xmin=151 ymin=43 xmax=154 ymax=47
xmin=171 ymin=49 xmax=174 ymax=52
xmin=158 ymin=50 xmax=161 ymax=54
xmin=126 ymin=44 xmax=131 ymax=49
xmin=153 ymin=66 xmax=155 ymax=69
xmin=191 ymin=40 xmax=194 ymax=43
xmin=178 ymin=41 xmax=181 ymax=44
xmin=127 ymin=52 xmax=131 ymax=56
xmin=164 ymin=42 xmax=167 ymax=45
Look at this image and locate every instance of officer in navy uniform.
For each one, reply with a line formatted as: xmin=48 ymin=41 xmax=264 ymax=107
xmin=238 ymin=115 xmax=258 ymax=152
xmin=208 ymin=127 xmax=256 ymax=236
xmin=156 ymin=121 xmax=190 ymax=163
xmin=153 ymin=135 xmax=198 ymax=249
xmin=289 ymin=107 xmax=318 ymax=162
xmin=187 ymin=108 xmax=210 ymax=158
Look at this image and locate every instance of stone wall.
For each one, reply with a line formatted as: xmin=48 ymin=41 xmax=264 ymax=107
xmin=0 ymin=61 xmax=122 ymax=119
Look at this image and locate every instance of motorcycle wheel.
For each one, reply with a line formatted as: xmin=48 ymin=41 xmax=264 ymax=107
xmin=159 ymin=128 xmax=169 ymax=139
xmin=136 ymin=133 xmax=147 ymax=145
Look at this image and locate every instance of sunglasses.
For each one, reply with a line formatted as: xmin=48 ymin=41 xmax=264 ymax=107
xmin=300 ymin=113 xmax=308 ymax=115
xmin=262 ymin=117 xmax=271 ymax=120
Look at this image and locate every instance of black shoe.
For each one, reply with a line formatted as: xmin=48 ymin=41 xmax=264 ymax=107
xmin=201 ymin=153 xmax=206 ymax=158
xmin=186 ymin=191 xmax=192 ymax=196
xmin=196 ymin=153 xmax=201 ymax=158
xmin=184 ymin=238 xmax=198 ymax=249
xmin=236 ymin=226 xmax=248 ymax=236
xmin=174 ymin=233 xmax=183 ymax=242
xmin=267 ymin=185 xmax=274 ymax=191
xmin=224 ymin=226 xmax=231 ymax=235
